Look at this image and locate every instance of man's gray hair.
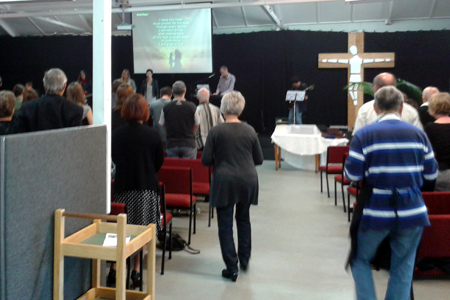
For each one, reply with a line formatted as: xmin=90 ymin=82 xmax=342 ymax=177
xmin=43 ymin=68 xmax=67 ymax=95
xmin=422 ymin=86 xmax=439 ymax=102
xmin=172 ymin=80 xmax=186 ymax=97
xmin=197 ymin=88 xmax=210 ymax=103
xmin=220 ymin=91 xmax=245 ymax=116
xmin=374 ymin=86 xmax=403 ymax=112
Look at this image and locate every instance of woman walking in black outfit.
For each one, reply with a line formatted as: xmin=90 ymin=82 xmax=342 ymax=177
xmin=201 ymin=91 xmax=263 ymax=282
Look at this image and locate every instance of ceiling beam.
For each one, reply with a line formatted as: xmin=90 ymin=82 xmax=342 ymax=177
xmin=27 ymin=16 xmax=46 ymax=35
xmin=240 ymin=0 xmax=248 ymax=27
xmin=0 ymin=0 xmax=337 ymax=19
xmin=33 ymin=16 xmax=85 ymax=31
xmin=78 ymin=14 xmax=91 ymax=31
xmin=385 ymin=1 xmax=393 ymax=25
xmin=54 ymin=15 xmax=69 ymax=33
xmin=260 ymin=4 xmax=283 ymax=29
xmin=0 ymin=18 xmax=16 ymax=36
xmin=429 ymin=0 xmax=437 ymax=19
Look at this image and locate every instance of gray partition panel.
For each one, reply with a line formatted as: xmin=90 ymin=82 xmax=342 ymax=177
xmin=0 ymin=125 xmax=107 ymax=300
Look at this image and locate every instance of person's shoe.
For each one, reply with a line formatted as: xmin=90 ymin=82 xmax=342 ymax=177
xmin=130 ymin=270 xmax=141 ymax=289
xmin=106 ymin=269 xmax=116 ymax=287
xmin=240 ymin=263 xmax=248 ymax=272
xmin=222 ymin=269 xmax=238 ymax=282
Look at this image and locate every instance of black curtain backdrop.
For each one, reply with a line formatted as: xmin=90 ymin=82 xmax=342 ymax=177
xmin=0 ymin=30 xmax=449 ymax=132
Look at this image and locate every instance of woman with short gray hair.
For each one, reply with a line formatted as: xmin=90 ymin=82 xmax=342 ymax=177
xmin=201 ymin=91 xmax=263 ymax=282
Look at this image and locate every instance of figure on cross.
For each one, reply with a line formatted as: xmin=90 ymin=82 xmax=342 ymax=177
xmin=321 ymin=45 xmax=392 ymax=106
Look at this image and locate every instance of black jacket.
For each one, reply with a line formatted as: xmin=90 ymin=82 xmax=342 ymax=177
xmin=140 ymin=79 xmax=159 ymax=99
xmin=18 ymin=94 xmax=83 ymax=132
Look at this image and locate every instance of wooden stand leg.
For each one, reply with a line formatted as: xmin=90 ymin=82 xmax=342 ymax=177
xmin=92 ymin=219 xmax=101 ymax=289
xmin=116 ymin=214 xmax=127 ymax=300
xmin=54 ymin=209 xmax=65 ymax=300
xmin=274 ymin=144 xmax=281 ymax=170
xmin=315 ymin=154 xmax=320 ymax=173
xmin=147 ymin=224 xmax=156 ymax=299
xmin=274 ymin=145 xmax=278 ymax=170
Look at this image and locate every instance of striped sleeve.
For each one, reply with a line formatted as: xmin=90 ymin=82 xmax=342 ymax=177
xmin=344 ymin=135 xmax=365 ymax=182
xmin=422 ymin=135 xmax=438 ymax=181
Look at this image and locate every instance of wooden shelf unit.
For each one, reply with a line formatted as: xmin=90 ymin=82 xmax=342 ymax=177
xmin=54 ymin=209 xmax=155 ymax=300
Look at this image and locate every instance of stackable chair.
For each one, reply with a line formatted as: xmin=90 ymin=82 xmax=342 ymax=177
xmin=163 ymin=158 xmax=214 ymax=226
xmin=334 ymin=152 xmax=350 ymax=212
xmin=347 ymin=181 xmax=362 ymax=222
xmin=158 ymin=166 xmax=197 ymax=245
xmin=320 ymin=145 xmax=350 ymax=198
xmin=159 ymin=183 xmax=172 ymax=275
xmin=414 ymin=192 xmax=450 ymax=277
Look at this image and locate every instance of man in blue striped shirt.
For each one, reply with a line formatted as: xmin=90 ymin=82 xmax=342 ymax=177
xmin=344 ymin=86 xmax=438 ymax=300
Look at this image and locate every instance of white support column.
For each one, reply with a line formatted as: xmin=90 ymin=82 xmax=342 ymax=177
xmin=93 ymin=0 xmax=112 ymax=213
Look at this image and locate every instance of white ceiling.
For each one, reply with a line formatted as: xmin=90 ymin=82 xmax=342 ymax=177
xmin=0 ymin=0 xmax=449 ymax=37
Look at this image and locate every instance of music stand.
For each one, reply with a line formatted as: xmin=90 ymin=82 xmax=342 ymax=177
xmin=286 ymin=90 xmax=306 ymax=124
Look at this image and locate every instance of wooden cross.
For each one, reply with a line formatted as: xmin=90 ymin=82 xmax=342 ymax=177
xmin=318 ymin=32 xmax=395 ymax=128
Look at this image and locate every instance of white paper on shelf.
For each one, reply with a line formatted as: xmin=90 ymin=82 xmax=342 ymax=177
xmin=103 ymin=233 xmax=131 ymax=247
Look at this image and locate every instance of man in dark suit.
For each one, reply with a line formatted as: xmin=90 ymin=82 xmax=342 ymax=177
xmin=18 ymin=68 xmax=83 ymax=132
xmin=419 ymin=86 xmax=439 ymax=127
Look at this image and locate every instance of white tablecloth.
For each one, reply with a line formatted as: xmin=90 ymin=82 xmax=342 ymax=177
xmin=271 ymin=125 xmax=349 ymax=170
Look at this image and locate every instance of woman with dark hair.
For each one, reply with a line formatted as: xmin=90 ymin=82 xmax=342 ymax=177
xmin=0 ymin=90 xmax=21 ymax=135
xmin=66 ymin=82 xmax=93 ymax=125
xmin=201 ymin=91 xmax=263 ymax=282
xmin=110 ymin=93 xmax=164 ymax=287
xmin=112 ymin=84 xmax=134 ymax=131
xmin=22 ymin=89 xmax=39 ymax=104
xmin=77 ymin=70 xmax=90 ymax=95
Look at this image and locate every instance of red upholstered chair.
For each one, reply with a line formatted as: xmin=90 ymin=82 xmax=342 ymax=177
xmin=334 ymin=152 xmax=351 ymax=212
xmin=347 ymin=181 xmax=362 ymax=222
xmin=320 ymin=145 xmax=350 ymax=198
xmin=163 ymin=158 xmax=214 ymax=226
xmin=414 ymin=192 xmax=450 ymax=277
xmin=158 ymin=166 xmax=197 ymax=245
xmin=159 ymin=183 xmax=172 ymax=275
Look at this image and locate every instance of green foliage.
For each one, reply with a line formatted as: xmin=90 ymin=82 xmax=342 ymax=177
xmin=396 ymin=79 xmax=422 ymax=105
xmin=344 ymin=82 xmax=374 ymax=97
xmin=345 ymin=79 xmax=423 ymax=105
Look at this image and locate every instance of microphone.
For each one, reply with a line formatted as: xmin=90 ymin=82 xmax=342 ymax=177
xmin=208 ymin=73 xmax=215 ymax=79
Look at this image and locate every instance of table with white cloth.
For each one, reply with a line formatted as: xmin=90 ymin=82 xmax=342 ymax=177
xmin=271 ymin=125 xmax=349 ymax=171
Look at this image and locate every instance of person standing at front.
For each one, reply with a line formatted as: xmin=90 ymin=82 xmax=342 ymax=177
xmin=201 ymin=92 xmax=263 ymax=282
xmin=159 ymin=81 xmax=200 ymax=159
xmin=344 ymin=86 xmax=438 ymax=300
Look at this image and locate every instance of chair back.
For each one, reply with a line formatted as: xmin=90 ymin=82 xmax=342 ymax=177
xmin=422 ymin=192 xmax=450 ymax=215
xmin=196 ymin=151 xmax=203 ymax=159
xmin=327 ymin=146 xmax=350 ymax=164
xmin=163 ymin=158 xmax=210 ymax=184
xmin=158 ymin=166 xmax=193 ymax=195
xmin=110 ymin=202 xmax=126 ymax=215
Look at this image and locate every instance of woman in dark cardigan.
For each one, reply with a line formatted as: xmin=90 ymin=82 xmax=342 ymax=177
xmin=110 ymin=93 xmax=164 ymax=287
xmin=201 ymin=91 xmax=263 ymax=282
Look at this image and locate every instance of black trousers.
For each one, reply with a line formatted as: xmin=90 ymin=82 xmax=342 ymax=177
xmin=216 ymin=201 xmax=252 ymax=272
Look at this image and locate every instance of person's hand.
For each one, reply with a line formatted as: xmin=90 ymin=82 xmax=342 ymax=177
xmin=213 ymin=92 xmax=218 ymax=95
xmin=305 ymin=96 xmax=308 ymax=100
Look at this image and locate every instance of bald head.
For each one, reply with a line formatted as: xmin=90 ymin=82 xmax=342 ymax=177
xmin=373 ymin=72 xmax=397 ymax=92
xmin=422 ymin=86 xmax=439 ymax=103
xmin=197 ymin=88 xmax=210 ymax=103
